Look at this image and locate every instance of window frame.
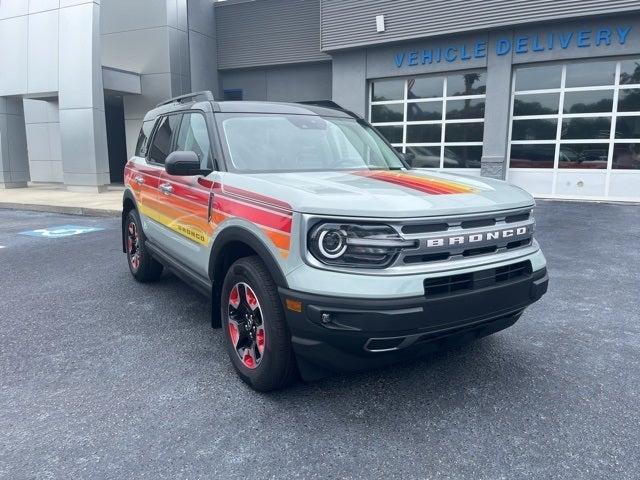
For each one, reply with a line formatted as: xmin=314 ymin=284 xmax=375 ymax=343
xmin=507 ymin=57 xmax=640 ymax=175
xmin=174 ymin=111 xmax=217 ymax=171
xmin=145 ymin=113 xmax=184 ymax=167
xmin=368 ymin=69 xmax=487 ymax=170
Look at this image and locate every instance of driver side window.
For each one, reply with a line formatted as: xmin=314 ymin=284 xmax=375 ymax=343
xmin=175 ymin=113 xmax=213 ymax=170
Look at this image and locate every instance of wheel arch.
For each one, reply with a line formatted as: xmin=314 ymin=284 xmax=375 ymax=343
xmin=208 ymin=226 xmax=289 ymax=328
xmin=208 ymin=226 xmax=289 ymax=289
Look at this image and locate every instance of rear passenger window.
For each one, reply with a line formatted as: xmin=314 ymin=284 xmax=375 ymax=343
xmin=135 ymin=120 xmax=154 ymax=157
xmin=175 ymin=113 xmax=213 ymax=169
xmin=148 ymin=115 xmax=180 ymax=165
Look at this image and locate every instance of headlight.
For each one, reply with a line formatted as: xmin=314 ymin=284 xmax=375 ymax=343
xmin=308 ymin=222 xmax=416 ymax=268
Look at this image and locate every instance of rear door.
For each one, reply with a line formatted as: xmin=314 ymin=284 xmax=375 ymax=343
xmin=156 ymin=111 xmax=219 ymax=275
xmin=136 ymin=113 xmax=181 ymax=242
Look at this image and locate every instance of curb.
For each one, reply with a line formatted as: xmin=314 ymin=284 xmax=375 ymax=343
xmin=0 ymin=202 xmax=121 ymax=217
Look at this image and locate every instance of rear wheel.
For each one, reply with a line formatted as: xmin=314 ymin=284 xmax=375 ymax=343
xmin=221 ymin=256 xmax=297 ymax=391
xmin=125 ymin=209 xmax=163 ymax=282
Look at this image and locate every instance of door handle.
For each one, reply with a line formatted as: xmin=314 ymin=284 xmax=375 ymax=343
xmin=159 ymin=183 xmax=173 ymax=195
xmin=134 ymin=175 xmax=144 ymax=185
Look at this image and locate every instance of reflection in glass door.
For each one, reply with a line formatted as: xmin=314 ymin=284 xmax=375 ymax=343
xmin=507 ymin=58 xmax=640 ymax=200
xmin=369 ymin=71 xmax=487 ymax=173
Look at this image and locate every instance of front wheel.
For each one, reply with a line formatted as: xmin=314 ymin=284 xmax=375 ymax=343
xmin=125 ymin=209 xmax=163 ymax=282
xmin=220 ymin=256 xmax=297 ymax=391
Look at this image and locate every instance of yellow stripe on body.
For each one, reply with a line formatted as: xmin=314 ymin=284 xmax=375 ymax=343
xmin=139 ymin=203 xmax=211 ymax=246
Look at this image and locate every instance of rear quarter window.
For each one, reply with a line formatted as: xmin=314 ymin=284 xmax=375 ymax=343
xmin=135 ymin=120 xmax=155 ymax=157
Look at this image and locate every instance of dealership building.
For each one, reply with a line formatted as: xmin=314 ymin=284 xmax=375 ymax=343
xmin=1 ymin=0 xmax=640 ymax=201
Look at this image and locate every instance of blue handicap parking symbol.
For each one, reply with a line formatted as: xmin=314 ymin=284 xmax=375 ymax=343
xmin=19 ymin=225 xmax=105 ymax=238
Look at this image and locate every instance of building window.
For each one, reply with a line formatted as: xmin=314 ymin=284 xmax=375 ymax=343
xmin=509 ymin=59 xmax=640 ymax=171
xmin=369 ymin=70 xmax=486 ymax=169
xmin=223 ymin=89 xmax=243 ymax=101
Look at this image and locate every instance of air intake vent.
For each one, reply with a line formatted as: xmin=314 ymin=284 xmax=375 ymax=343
xmin=423 ymin=261 xmax=532 ymax=297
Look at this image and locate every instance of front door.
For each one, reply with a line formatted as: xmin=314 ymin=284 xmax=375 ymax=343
xmin=136 ymin=113 xmax=182 ymax=243
xmin=155 ymin=112 xmax=218 ymax=276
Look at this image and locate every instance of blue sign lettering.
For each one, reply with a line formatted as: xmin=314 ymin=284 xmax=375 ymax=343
xmin=393 ymin=25 xmax=632 ymax=68
xmin=515 ymin=36 xmax=528 ymax=54
xmin=617 ymin=26 xmax=632 ymax=44
xmin=596 ymin=28 xmax=611 ymax=46
xmin=577 ymin=30 xmax=591 ymax=47
xmin=559 ymin=32 xmax=573 ymax=49
xmin=445 ymin=46 xmax=457 ymax=62
xmin=531 ymin=34 xmax=544 ymax=52
xmin=474 ymin=41 xmax=486 ymax=58
xmin=496 ymin=38 xmax=511 ymax=55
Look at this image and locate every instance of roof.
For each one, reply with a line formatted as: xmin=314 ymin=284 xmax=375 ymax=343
xmin=215 ymin=101 xmax=353 ymax=118
xmin=143 ymin=100 xmax=355 ymax=121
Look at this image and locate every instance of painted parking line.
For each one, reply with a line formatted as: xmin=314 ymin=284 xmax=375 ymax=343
xmin=18 ymin=225 xmax=105 ymax=238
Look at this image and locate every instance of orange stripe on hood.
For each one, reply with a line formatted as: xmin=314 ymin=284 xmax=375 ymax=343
xmin=353 ymin=170 xmax=475 ymax=195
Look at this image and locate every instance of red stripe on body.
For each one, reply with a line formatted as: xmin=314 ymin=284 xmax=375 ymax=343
xmin=214 ymin=195 xmax=292 ymax=233
xmin=213 ymin=183 xmax=292 ymax=213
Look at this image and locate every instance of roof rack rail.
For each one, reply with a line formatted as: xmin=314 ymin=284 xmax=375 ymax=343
xmin=297 ymin=100 xmax=360 ymax=119
xmin=156 ymin=90 xmax=214 ymax=108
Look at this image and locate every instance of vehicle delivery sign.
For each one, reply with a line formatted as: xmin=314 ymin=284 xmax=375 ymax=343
xmin=19 ymin=225 xmax=105 ymax=238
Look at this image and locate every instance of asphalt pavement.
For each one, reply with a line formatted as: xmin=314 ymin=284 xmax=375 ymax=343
xmin=0 ymin=201 xmax=638 ymax=479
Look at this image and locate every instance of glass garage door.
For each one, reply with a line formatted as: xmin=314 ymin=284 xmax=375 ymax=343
xmin=507 ymin=58 xmax=640 ymax=200
xmin=369 ymin=70 xmax=486 ymax=173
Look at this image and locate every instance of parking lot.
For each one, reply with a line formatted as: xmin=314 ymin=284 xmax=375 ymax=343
xmin=1 ymin=201 xmax=639 ymax=479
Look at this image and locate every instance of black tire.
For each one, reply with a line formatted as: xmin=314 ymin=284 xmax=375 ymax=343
xmin=220 ymin=256 xmax=298 ymax=391
xmin=124 ymin=209 xmax=163 ymax=282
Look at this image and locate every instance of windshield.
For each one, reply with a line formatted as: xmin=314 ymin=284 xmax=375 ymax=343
xmin=217 ymin=113 xmax=405 ymax=173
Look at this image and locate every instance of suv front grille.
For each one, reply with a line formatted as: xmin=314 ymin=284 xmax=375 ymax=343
xmin=424 ymin=261 xmax=532 ymax=297
xmin=395 ymin=207 xmax=535 ymax=267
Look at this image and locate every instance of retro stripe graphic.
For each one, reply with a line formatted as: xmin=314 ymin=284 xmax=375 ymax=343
xmin=211 ymin=183 xmax=293 ymax=258
xmin=352 ymin=170 xmax=476 ymax=195
xmin=125 ymin=165 xmax=292 ymax=257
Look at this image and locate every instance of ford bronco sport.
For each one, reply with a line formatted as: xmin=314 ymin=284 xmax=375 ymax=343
xmin=122 ymin=91 xmax=548 ymax=391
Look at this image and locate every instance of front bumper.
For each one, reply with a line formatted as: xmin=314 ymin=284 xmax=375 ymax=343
xmin=279 ymin=265 xmax=548 ymax=380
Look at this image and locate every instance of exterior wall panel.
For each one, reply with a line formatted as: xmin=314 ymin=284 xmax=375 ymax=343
xmin=221 ymin=62 xmax=332 ymax=102
xmin=321 ymin=0 xmax=640 ymax=51
xmin=216 ymin=0 xmax=329 ymax=70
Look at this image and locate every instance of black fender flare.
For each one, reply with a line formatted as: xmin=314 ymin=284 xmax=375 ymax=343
xmin=208 ymin=226 xmax=289 ymax=289
xmin=121 ymin=190 xmax=138 ymax=253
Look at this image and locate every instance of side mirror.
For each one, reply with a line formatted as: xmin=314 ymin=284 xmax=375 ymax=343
xmin=165 ymin=151 xmax=209 ymax=176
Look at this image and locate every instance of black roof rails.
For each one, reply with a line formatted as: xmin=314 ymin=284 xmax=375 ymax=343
xmin=297 ymin=100 xmax=360 ymax=119
xmin=156 ymin=90 xmax=214 ymax=108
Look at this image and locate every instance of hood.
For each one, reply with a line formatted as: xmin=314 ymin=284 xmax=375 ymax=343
xmin=218 ymin=169 xmax=534 ymax=218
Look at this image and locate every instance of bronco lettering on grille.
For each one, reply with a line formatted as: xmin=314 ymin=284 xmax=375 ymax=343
xmin=425 ymin=226 xmax=530 ymax=248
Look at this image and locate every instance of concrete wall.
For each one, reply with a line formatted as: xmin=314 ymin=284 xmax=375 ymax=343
xmin=101 ymin=0 xmax=191 ymax=159
xmin=0 ymin=0 xmax=109 ymax=191
xmin=23 ymin=98 xmax=62 ymax=183
xmin=220 ymin=62 xmax=332 ymax=102
xmin=101 ymin=0 xmax=218 ymax=159
xmin=0 ymin=98 xmax=28 ymax=188
xmin=187 ymin=0 xmax=219 ymax=97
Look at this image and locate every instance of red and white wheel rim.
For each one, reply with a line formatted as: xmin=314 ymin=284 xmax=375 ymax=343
xmin=227 ymin=282 xmax=265 ymax=369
